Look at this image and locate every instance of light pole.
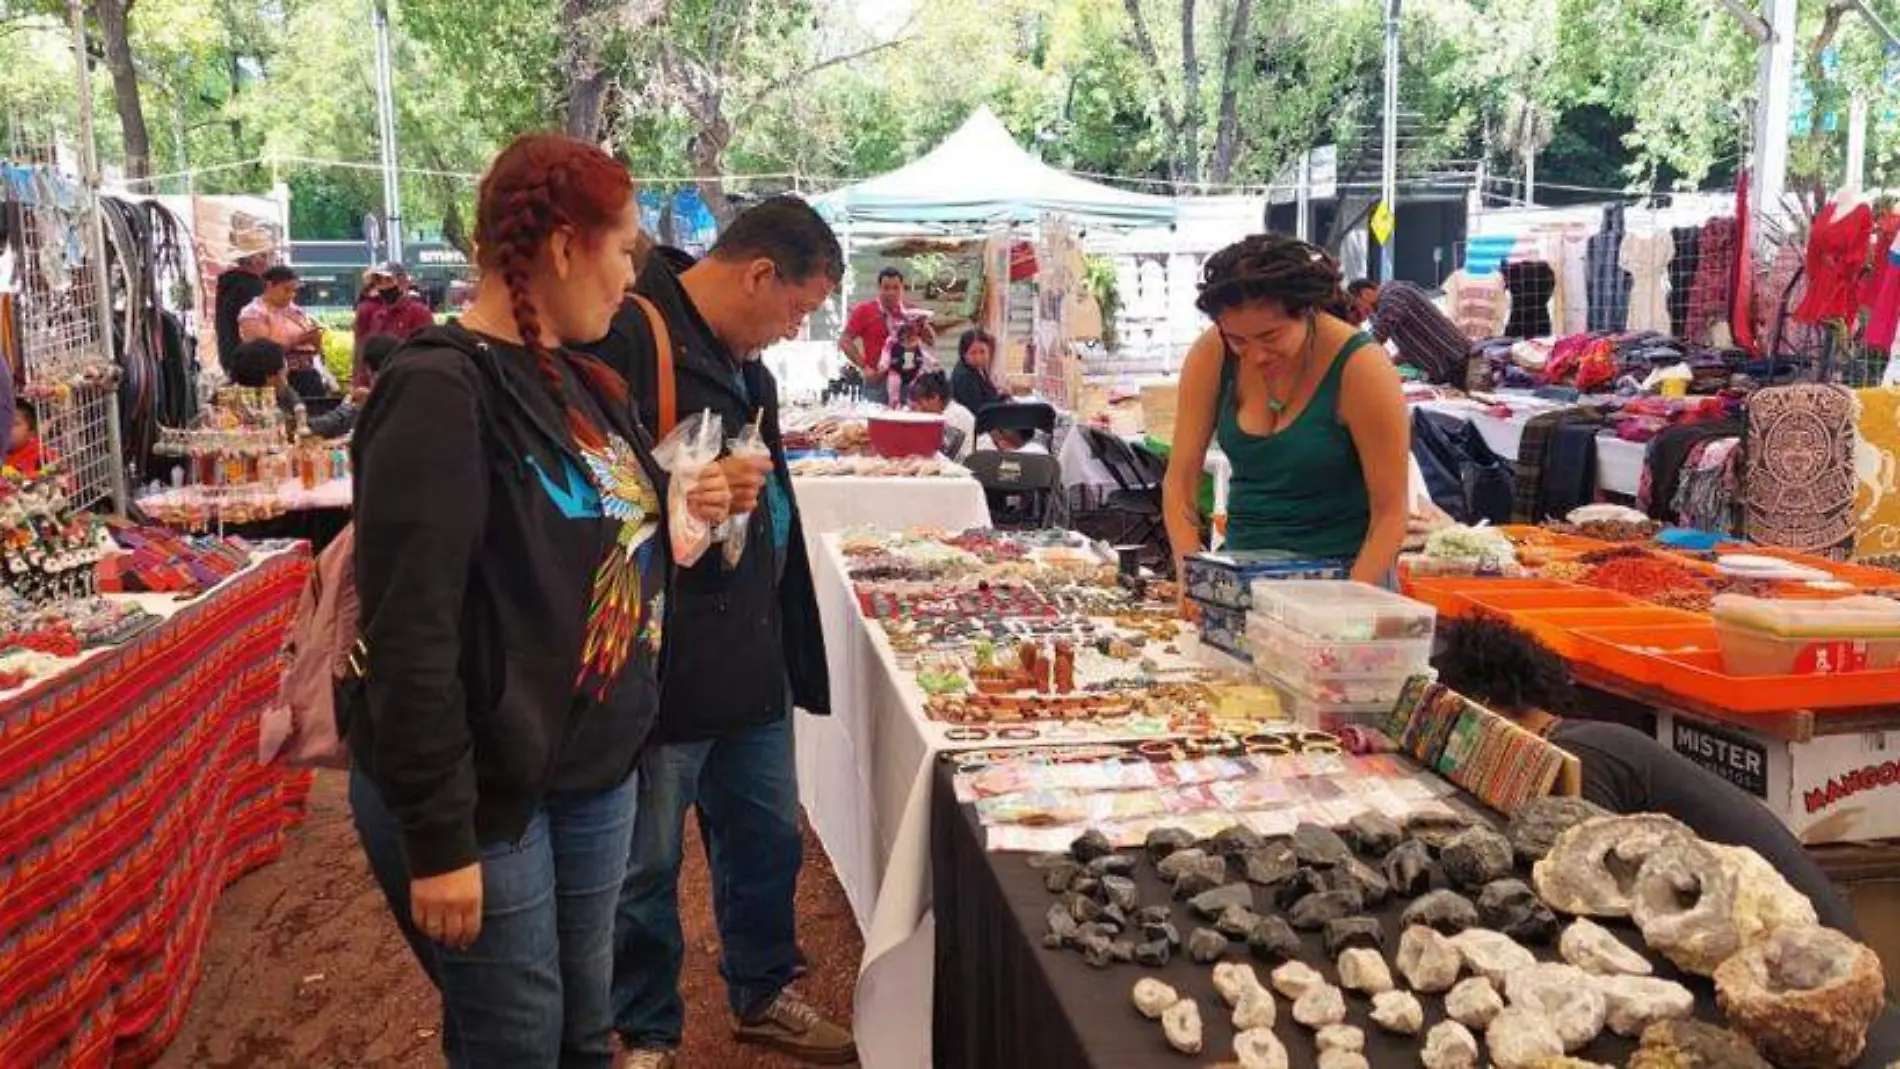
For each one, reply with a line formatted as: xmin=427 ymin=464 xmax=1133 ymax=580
xmin=1380 ymin=0 xmax=1401 ymax=281
xmin=372 ymin=0 xmax=404 ymax=263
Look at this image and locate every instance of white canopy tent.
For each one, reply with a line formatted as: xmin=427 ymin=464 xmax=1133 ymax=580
xmin=813 ymin=106 xmax=1179 ymax=229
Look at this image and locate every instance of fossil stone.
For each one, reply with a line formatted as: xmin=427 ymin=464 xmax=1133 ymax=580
xmin=1292 ymin=983 xmax=1348 ymax=1028
xmin=1446 ymin=976 xmax=1505 ymax=1029
xmin=1172 ymin=854 xmax=1231 ymax=899
xmin=1145 ymin=826 xmax=1198 ymax=863
xmin=1441 ymin=826 xmax=1516 ymax=890
xmin=1134 ymin=938 xmax=1172 ymax=968
xmin=1627 ymin=1019 xmax=1771 ymax=1069
xmin=1233 ymin=989 xmax=1277 ymax=1031
xmin=1316 ymin=1051 xmax=1370 ymax=1069
xmin=1213 ymin=961 xmax=1269 ymax=1007
xmin=1293 ymin=822 xmax=1354 ymax=867
xmin=1506 ymin=963 xmax=1608 ymax=1051
xmin=1315 ymin=1023 xmax=1365 ymax=1053
xmin=1595 ymin=974 xmax=1695 ymax=1037
xmin=1486 ymin=1006 xmax=1567 ymax=1069
xmin=1288 ymin=889 xmax=1363 ymax=930
xmin=1333 ymin=857 xmax=1393 ymax=907
xmin=1628 ymin=835 xmax=1741 ymax=977
xmin=1346 ymin=811 xmax=1404 ymax=858
xmin=1714 ymin=923 xmax=1887 ymax=1069
xmin=1042 ymin=860 xmax=1084 ymax=893
xmin=1507 ymin=796 xmax=1611 ymax=863
xmin=1132 ymin=977 xmax=1180 ymax=1019
xmin=1233 ymin=1027 xmax=1289 ymax=1069
xmin=1421 ymin=1021 xmax=1481 ymax=1069
xmin=1450 ymin=928 xmax=1537 ymax=985
xmin=1370 ymin=989 xmax=1425 ymax=1034
xmin=1531 ymin=814 xmax=1692 ymax=918
xmin=1558 ymin=917 xmax=1653 ymax=976
xmin=1406 ymin=811 xmax=1473 ymax=851
xmin=1163 ymin=997 xmax=1204 ymax=1055
xmin=1383 ymin=838 xmax=1435 ymax=897
xmin=1478 ymin=878 xmax=1560 ymax=943
xmin=1187 ymin=927 xmax=1231 ymax=964
xmin=1271 ymin=960 xmax=1327 ymax=1000
xmin=1191 ymin=882 xmax=1257 ymax=920
xmin=1247 ymin=915 xmax=1301 ymax=963
xmin=1217 ymin=905 xmax=1266 ymax=940
xmin=1063 ymin=891 xmax=1104 ymax=925
xmin=1213 ymin=825 xmax=1269 ymax=858
xmin=1323 ymin=916 xmax=1385 ymax=957
xmin=1397 ymin=924 xmax=1463 ymax=992
xmin=1088 ymin=853 xmax=1139 ymax=878
xmin=1157 ymin=847 xmax=1211 ymax=882
xmin=1337 ymin=947 xmax=1395 ymax=994
xmin=1401 ymin=890 xmax=1480 ymax=935
xmin=1044 ymin=903 xmax=1079 ymax=948
xmin=1070 ymin=828 xmax=1113 ymax=863
xmin=1240 ymin=841 xmax=1300 ymax=886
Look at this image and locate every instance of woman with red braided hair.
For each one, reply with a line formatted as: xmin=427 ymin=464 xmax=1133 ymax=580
xmin=345 ymin=133 xmax=731 ymax=1068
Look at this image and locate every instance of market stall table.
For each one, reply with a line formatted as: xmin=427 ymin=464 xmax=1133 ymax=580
xmin=1413 ymin=398 xmax=1646 ymax=498
xmin=138 ymin=476 xmax=353 ymax=552
xmin=791 ymin=473 xmax=992 ymax=541
xmin=0 ymin=549 xmax=312 ymax=1067
xmin=927 ymin=756 xmax=1900 ymax=1069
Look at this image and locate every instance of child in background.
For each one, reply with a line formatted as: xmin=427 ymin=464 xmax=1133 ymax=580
xmin=6 ymin=400 xmax=43 ymax=476
xmin=879 ymin=318 xmax=937 ymax=407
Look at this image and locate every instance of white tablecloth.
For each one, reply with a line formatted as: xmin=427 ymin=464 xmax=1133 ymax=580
xmin=791 ymin=475 xmax=992 ymax=539
xmin=1412 ymin=399 xmax=1647 ymax=498
xmin=138 ymin=476 xmax=352 ymax=514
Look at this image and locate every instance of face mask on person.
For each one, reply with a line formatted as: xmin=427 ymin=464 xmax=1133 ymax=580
xmin=378 ymin=286 xmax=401 ymax=304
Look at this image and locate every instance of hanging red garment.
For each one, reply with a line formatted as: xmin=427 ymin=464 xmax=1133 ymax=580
xmin=1865 ymin=233 xmax=1900 ymax=350
xmin=1793 ymin=198 xmax=1874 ymax=325
xmin=1730 ymin=169 xmax=1757 ymax=352
xmin=1861 ymin=210 xmax=1900 ymax=310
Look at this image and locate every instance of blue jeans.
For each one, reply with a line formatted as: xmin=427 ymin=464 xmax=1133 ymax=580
xmin=350 ymin=766 xmax=638 ymax=1069
xmin=611 ymin=716 xmax=803 ymax=1048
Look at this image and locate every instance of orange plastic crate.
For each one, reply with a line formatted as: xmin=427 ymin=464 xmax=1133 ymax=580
xmin=1647 ymin=649 xmax=1900 ymax=713
xmin=1513 ymin=607 xmax=1705 ymax=658
xmin=1464 ymin=588 xmax=1643 ymax=613
xmin=1567 ymin=624 xmax=1722 ymax=686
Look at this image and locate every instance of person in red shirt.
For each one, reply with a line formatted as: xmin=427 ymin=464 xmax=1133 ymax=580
xmin=839 ymin=266 xmax=934 ymax=404
xmin=351 ymin=261 xmax=436 ymax=388
xmin=6 ymin=399 xmax=44 ymax=476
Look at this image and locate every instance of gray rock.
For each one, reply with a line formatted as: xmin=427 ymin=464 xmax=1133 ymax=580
xmin=1289 ymin=889 xmax=1364 ymax=931
xmin=1098 ymin=904 xmax=1128 ymax=933
xmin=1401 ymin=890 xmax=1480 ymax=935
xmin=1134 ymin=938 xmax=1172 ymax=968
xmin=1506 ymin=796 xmax=1610 ymax=863
xmin=1132 ymin=904 xmax=1172 ymax=928
xmin=1406 ymin=812 xmax=1472 ymax=851
xmin=1145 ymin=826 xmax=1198 ymax=863
xmin=1044 ymin=903 xmax=1078 ymax=948
xmin=1292 ymin=822 xmax=1354 ymax=867
xmin=1333 ymin=857 xmax=1392 ymax=907
xmin=1272 ymin=867 xmax=1330 ymax=911
xmin=1382 ymin=839 xmax=1434 ymax=897
xmin=1070 ymin=876 xmax=1102 ymax=900
xmin=1108 ymin=939 xmax=1136 ymax=964
xmin=1187 ymin=927 xmax=1230 ymax=963
xmin=1247 ymin=916 xmax=1302 ymax=963
xmin=1087 ymin=853 xmax=1139 ymax=877
xmin=1477 ymin=879 xmax=1558 ymax=944
xmin=1042 ymin=859 xmax=1084 ymax=893
xmin=1189 ymin=882 xmax=1255 ymax=920
xmin=1396 ymin=925 xmax=1463 ymax=993
xmin=1079 ymin=932 xmax=1115 ymax=967
xmin=1217 ymin=904 xmax=1265 ymax=940
xmin=1441 ymin=827 xmax=1515 ymax=890
xmin=1240 ymin=841 xmax=1300 ymax=886
xmin=1346 ymin=811 xmax=1404 ymax=858
xmin=1142 ymin=920 xmax=1182 ymax=948
xmin=1100 ymin=875 xmax=1140 ymax=913
xmin=1323 ymin=916 xmax=1386 ymax=957
xmin=1070 ymin=828 xmax=1113 ymax=863
xmin=1062 ymin=891 xmax=1104 ymax=925
xmin=1171 ymin=855 xmax=1230 ymax=900
xmin=1212 ymin=825 xmax=1269 ymax=857
xmin=1156 ymin=847 xmax=1210 ymax=882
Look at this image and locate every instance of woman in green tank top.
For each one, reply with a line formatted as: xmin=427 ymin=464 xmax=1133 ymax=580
xmin=1163 ymin=235 xmax=1410 ymax=589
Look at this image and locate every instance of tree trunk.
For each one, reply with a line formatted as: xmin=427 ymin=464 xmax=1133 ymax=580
xmin=92 ymin=0 xmax=152 ymax=187
xmin=688 ymin=118 xmax=735 ymax=227
xmin=1209 ymin=0 xmax=1254 ymax=184
xmin=1179 ymin=0 xmax=1202 ymax=183
xmin=1802 ymin=0 xmax=1854 ymax=177
xmin=563 ymin=0 xmax=664 ymax=141
xmin=1122 ymin=0 xmax=1186 ymax=182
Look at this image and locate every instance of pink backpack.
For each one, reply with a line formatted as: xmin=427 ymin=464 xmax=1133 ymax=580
xmin=259 ymin=525 xmax=360 ymax=768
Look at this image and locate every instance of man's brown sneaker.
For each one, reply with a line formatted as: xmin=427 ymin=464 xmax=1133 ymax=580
xmin=733 ymin=991 xmax=858 ymax=1065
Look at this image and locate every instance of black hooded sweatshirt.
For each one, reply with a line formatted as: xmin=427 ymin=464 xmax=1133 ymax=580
xmin=349 ymin=323 xmax=669 ymax=877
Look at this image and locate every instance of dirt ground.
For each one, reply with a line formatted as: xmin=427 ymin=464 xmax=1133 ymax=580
xmin=154 ymin=770 xmax=864 ymax=1068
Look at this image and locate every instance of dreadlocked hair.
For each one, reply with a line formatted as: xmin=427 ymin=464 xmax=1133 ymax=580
xmin=1431 ymin=613 xmax=1579 ymax=716
xmin=1196 ymin=233 xmax=1352 ymax=321
xmin=474 ymin=133 xmax=633 ymax=450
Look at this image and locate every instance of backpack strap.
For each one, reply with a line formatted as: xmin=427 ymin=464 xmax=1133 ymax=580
xmin=629 ymin=294 xmax=677 ymax=438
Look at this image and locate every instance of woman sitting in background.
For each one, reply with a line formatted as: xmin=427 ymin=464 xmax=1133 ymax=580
xmin=951 ymin=327 xmax=1005 ymax=414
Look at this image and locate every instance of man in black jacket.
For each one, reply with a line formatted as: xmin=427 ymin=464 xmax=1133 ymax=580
xmin=214 ymin=244 xmax=272 ymax=376
xmin=582 ymin=197 xmax=852 ymax=1067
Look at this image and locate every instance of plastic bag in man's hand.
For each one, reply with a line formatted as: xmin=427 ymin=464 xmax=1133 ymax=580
xmin=650 ymin=409 xmax=724 ymax=568
xmin=720 ymin=422 xmax=769 ymax=568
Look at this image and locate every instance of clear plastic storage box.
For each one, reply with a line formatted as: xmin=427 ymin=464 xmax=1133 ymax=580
xmin=1182 ymin=551 xmax=1350 ymax=610
xmin=1245 ymin=612 xmax=1433 ymax=680
xmin=1248 ymin=580 xmax=1437 ymax=642
xmin=1711 ymin=594 xmax=1900 ymax=676
xmin=1267 ymin=681 xmax=1396 ymax=733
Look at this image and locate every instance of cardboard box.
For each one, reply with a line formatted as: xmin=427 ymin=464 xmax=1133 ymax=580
xmin=1656 ymin=712 xmax=1900 ymax=844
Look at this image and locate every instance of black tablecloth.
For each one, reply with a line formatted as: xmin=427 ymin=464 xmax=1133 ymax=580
xmin=929 ymin=759 xmax=1900 ymax=1069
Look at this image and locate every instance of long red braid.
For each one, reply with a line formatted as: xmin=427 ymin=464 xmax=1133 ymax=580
xmin=474 ymin=133 xmax=634 ymax=450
